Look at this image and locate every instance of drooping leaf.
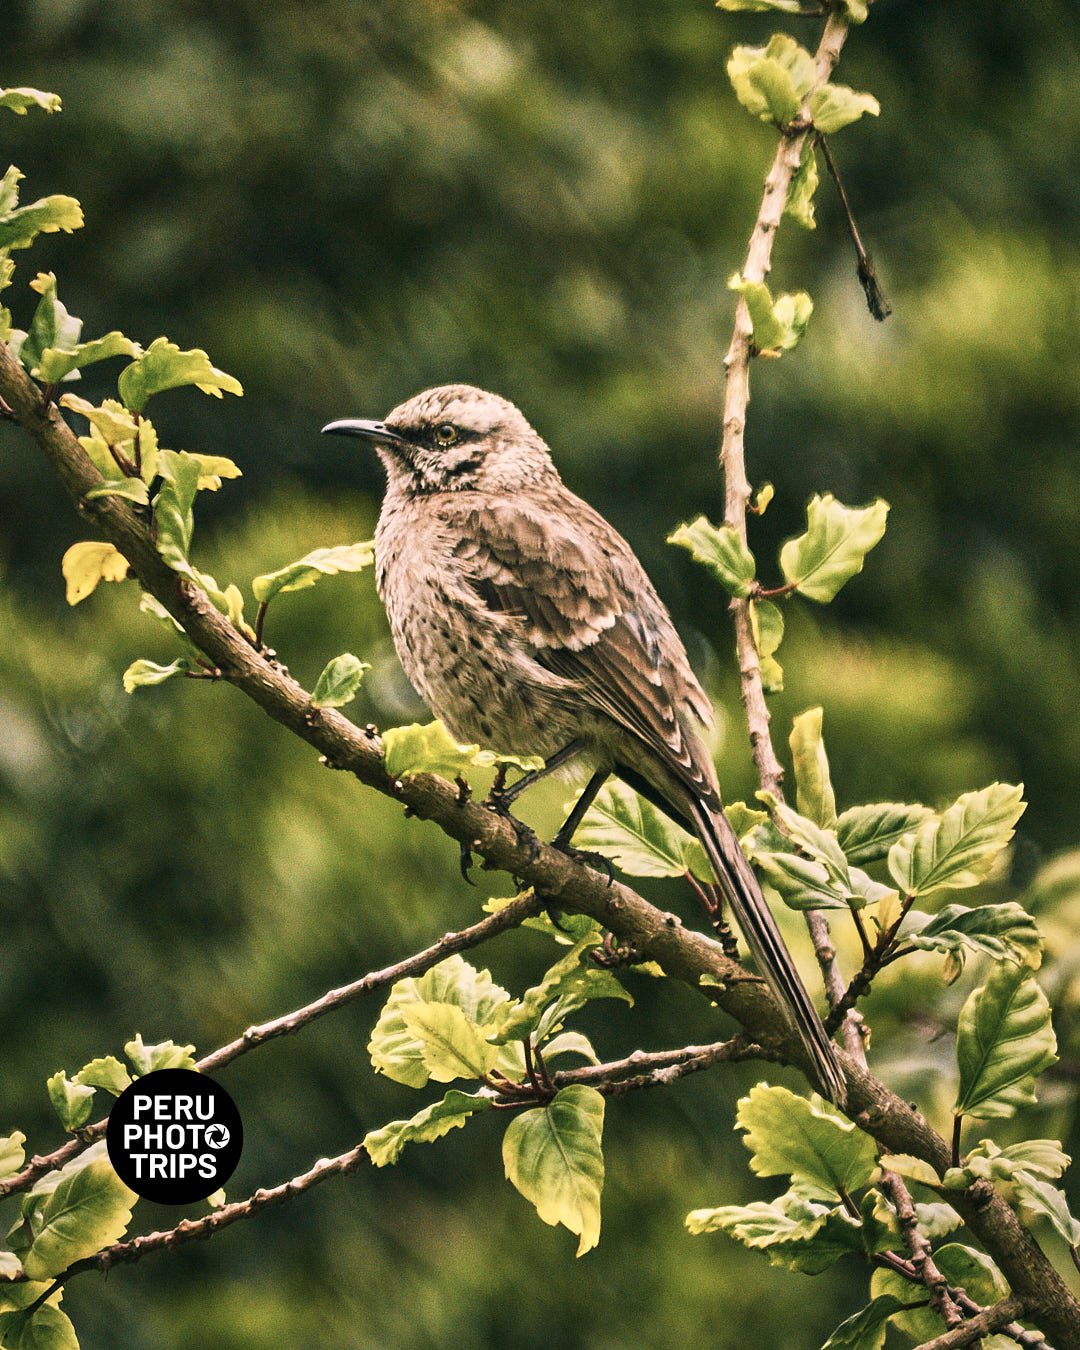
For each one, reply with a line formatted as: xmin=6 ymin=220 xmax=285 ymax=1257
xmin=368 ymin=956 xmax=513 ymax=1088
xmin=820 ymin=1295 xmax=913 ymax=1350
xmin=1014 ymin=1173 xmax=1080 ymax=1248
xmin=0 ymin=194 xmax=82 ymax=252
xmin=727 ymin=35 xmax=816 ymax=126
xmin=904 ymin=902 xmax=1043 ymax=976
xmin=118 ymin=337 xmax=242 ymax=411
xmin=955 ymin=964 xmax=1057 ymax=1119
xmin=729 ymin=274 xmax=813 ymax=354
xmin=0 ymin=89 xmax=62 ymax=115
xmin=45 ymin=1072 xmax=94 ymax=1132
xmin=152 ymin=450 xmax=201 ymax=576
xmin=13 ymin=273 xmax=81 ymax=374
xmin=73 ymin=1056 xmax=132 ymax=1096
xmin=61 ymin=389 xmax=139 ymax=449
xmin=311 ymin=653 xmax=370 ymax=709
xmin=749 ymin=598 xmax=784 ymax=692
xmin=809 ymin=85 xmax=880 ymax=136
xmin=789 ymin=708 xmax=837 ymax=826
xmin=785 ymin=139 xmax=819 ymax=229
xmin=541 ymin=1031 xmax=599 ymax=1064
xmin=251 ymin=541 xmax=376 ymax=604
xmin=124 ymin=1035 xmax=196 ymax=1075
xmin=0 ymin=1131 xmax=26 ymax=1180
xmin=186 ymin=453 xmax=242 ymax=491
xmin=0 ymin=1305 xmax=79 ymax=1350
xmin=364 ymin=1090 xmax=493 ymax=1166
xmin=122 ymin=658 xmax=199 ymax=693
xmin=503 ymin=1085 xmax=605 ymax=1257
xmin=779 ymin=493 xmax=889 ymax=602
xmin=22 ymin=1153 xmax=135 ymax=1280
xmin=888 ymin=783 xmax=1026 ymax=898
xmin=835 ymin=803 xmax=935 ymax=866
xmin=667 ymin=516 xmax=756 ymax=597
xmin=736 ymin=1084 xmax=878 ymax=1194
xmin=575 ymin=779 xmax=711 ymax=880
xmin=488 ymin=935 xmax=631 ymax=1044
xmin=34 ymin=331 xmax=140 ymax=383
xmin=61 ymin=541 xmax=129 ymax=605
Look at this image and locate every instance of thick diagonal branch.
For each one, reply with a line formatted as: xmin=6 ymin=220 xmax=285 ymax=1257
xmin=3 ymin=346 xmax=1079 ymax=1344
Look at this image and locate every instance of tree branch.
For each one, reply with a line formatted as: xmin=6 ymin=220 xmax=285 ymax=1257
xmin=880 ymin=1169 xmax=963 ymax=1328
xmin=912 ymin=1298 xmax=1026 ymax=1350
xmin=3 ymin=346 xmax=1079 ymax=1345
xmin=718 ymin=8 xmax=866 ymax=1069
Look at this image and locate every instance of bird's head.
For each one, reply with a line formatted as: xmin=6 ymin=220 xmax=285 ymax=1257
xmin=322 ymin=384 xmax=558 ymax=496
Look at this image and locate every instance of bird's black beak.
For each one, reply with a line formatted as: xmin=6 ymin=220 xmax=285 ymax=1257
xmin=321 ymin=418 xmax=406 ymax=448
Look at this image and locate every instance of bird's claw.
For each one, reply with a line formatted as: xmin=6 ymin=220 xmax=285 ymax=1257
xmin=553 ymin=839 xmax=614 ymax=886
xmin=591 ymin=931 xmax=640 ymax=968
xmin=459 ymin=841 xmax=477 ymax=886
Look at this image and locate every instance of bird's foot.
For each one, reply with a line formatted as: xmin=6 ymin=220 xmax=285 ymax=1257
xmin=591 ymin=931 xmax=641 ymax=968
xmin=459 ymin=841 xmax=477 ymax=886
xmin=551 ymin=834 xmax=614 ymax=886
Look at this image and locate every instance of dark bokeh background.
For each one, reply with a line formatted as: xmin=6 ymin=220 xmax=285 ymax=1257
xmin=1 ymin=1 xmax=1079 ymax=1346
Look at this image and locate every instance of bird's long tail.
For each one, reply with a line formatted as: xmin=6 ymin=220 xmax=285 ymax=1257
xmin=685 ymin=796 xmax=847 ymax=1106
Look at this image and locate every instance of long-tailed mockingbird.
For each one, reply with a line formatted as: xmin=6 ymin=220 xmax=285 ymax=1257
xmin=324 ymin=384 xmax=846 ymax=1104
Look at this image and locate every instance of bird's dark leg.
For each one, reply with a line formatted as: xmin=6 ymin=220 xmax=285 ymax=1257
xmin=486 ymin=739 xmax=585 ymax=811
xmin=552 ymin=768 xmax=609 ymax=854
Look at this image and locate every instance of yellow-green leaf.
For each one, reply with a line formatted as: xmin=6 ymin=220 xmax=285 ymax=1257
xmin=785 ymin=140 xmax=819 ymax=230
xmin=736 ymin=1084 xmax=878 ymax=1194
xmin=124 ymin=1035 xmax=196 ymax=1075
xmin=34 ymin=331 xmax=140 ymax=383
xmin=0 ymin=1304 xmax=79 ymax=1350
xmin=0 ymin=88 xmax=62 ymax=115
xmin=118 ymin=336 xmax=242 ymax=412
xmin=252 ymin=541 xmax=375 ymax=604
xmin=311 ymin=653 xmax=370 ymax=709
xmin=667 ymin=515 xmax=756 ymax=597
xmin=503 ymin=1085 xmax=605 ymax=1257
xmin=779 ymin=493 xmax=889 ymax=602
xmin=22 ymin=1153 xmax=136 ymax=1280
xmin=789 ymin=707 xmax=836 ymax=827
xmin=955 ymin=965 xmax=1056 ymax=1119
xmin=888 ymin=783 xmax=1026 ymax=897
xmin=809 ymin=85 xmax=880 ymax=136
xmin=61 ymin=540 xmax=129 ymax=605
xmin=575 ymin=779 xmax=712 ymax=880
xmin=729 ymin=274 xmax=813 ymax=354
xmin=364 ymin=1091 xmax=493 ymax=1167
xmin=122 ymin=658 xmax=198 ymax=694
xmin=727 ymin=35 xmax=815 ymax=126
xmin=73 ymin=1055 xmax=132 ymax=1096
xmin=0 ymin=1131 xmax=26 ymax=1180
xmin=0 ymin=195 xmax=82 ymax=251
xmin=400 ymin=1002 xmax=497 ymax=1084
xmin=748 ymin=598 xmax=784 ymax=692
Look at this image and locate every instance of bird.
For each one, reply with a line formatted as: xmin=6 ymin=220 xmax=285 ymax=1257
xmin=323 ymin=384 xmax=846 ymax=1104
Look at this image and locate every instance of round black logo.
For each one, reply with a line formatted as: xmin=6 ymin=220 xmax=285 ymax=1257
xmin=106 ymin=1069 xmax=243 ymax=1204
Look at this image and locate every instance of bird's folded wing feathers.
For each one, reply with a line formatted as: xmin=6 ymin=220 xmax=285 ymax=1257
xmin=446 ymin=493 xmax=717 ymax=800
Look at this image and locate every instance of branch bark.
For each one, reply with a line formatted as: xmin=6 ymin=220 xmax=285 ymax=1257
xmin=912 ymin=1298 xmax=1026 ymax=1350
xmin=718 ymin=9 xmax=866 ymax=1068
xmin=3 ymin=347 xmax=1079 ymax=1343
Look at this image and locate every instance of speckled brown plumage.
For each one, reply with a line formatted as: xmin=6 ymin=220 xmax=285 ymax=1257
xmin=325 ymin=384 xmax=845 ymax=1103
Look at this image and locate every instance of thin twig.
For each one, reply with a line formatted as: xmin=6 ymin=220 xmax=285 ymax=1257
xmin=911 ymin=1298 xmax=1026 ymax=1350
xmin=718 ymin=7 xmax=867 ymax=1073
xmin=817 ymin=134 xmax=892 ymax=320
xmin=880 ymin=1169 xmax=963 ymax=1328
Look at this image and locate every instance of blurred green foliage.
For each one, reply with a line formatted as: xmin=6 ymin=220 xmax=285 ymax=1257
xmin=1 ymin=0 xmax=1079 ymax=1345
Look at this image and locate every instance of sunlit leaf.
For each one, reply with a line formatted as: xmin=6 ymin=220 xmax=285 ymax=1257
xmin=888 ymin=783 xmax=1026 ymax=897
xmin=124 ymin=1035 xmax=196 ymax=1075
xmin=687 ymin=1191 xmax=862 ymax=1274
xmin=0 ymin=88 xmax=62 ymax=115
xmin=575 ymin=779 xmax=711 ymax=880
xmin=749 ymin=598 xmax=784 ymax=692
xmin=13 ymin=273 xmax=81 ymax=375
xmin=503 ymin=1085 xmax=605 ymax=1257
xmin=715 ymin=0 xmax=805 ymax=11
xmin=785 ymin=139 xmax=819 ymax=229
xmin=779 ymin=493 xmax=888 ymax=602
xmin=904 ymin=902 xmax=1043 ymax=976
xmin=152 ymin=449 xmax=201 ymax=576
xmin=789 ymin=708 xmax=836 ymax=827
xmin=61 ymin=540 xmax=129 ymax=605
xmin=34 ymin=331 xmax=140 ymax=383
xmin=727 ymin=35 xmax=815 ymax=126
xmin=22 ymin=1152 xmax=135 ymax=1280
xmin=1014 ymin=1173 xmax=1080 ymax=1248
xmin=252 ymin=541 xmax=376 ymax=604
xmin=400 ymin=1002 xmax=497 ymax=1084
xmin=736 ymin=1084 xmax=878 ymax=1194
xmin=0 ymin=1131 xmax=26 ymax=1181
xmin=73 ymin=1056 xmax=132 ymax=1097
xmin=0 ymin=194 xmax=82 ymax=252
xmin=118 ymin=336 xmax=242 ymax=411
xmin=45 ymin=1072 xmax=94 ymax=1132
xmin=729 ymin=274 xmax=812 ymax=354
xmin=311 ymin=653 xmax=370 ymax=709
xmin=835 ymin=802 xmax=934 ymax=866
xmin=488 ymin=935 xmax=631 ymax=1044
xmin=122 ymin=658 xmax=199 ymax=694
xmin=809 ymin=85 xmax=880 ymax=136
xmin=955 ymin=964 xmax=1057 ymax=1118
xmin=667 ymin=516 xmax=756 ymax=597
xmin=364 ymin=1090 xmax=493 ymax=1166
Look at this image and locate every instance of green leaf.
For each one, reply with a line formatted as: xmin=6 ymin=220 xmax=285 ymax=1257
xmin=789 ymin=708 xmax=837 ymax=827
xmin=252 ymin=541 xmax=376 ymax=604
xmin=84 ymin=478 xmax=149 ymax=506
xmin=311 ymin=653 xmax=370 ymax=709
xmin=541 ymin=1031 xmax=599 ymax=1064
xmin=152 ymin=450 xmax=201 ymax=576
xmin=888 ymin=783 xmax=1026 ymax=898
xmin=729 ymin=274 xmax=813 ymax=354
xmin=13 ymin=273 xmax=81 ymax=374
xmin=368 ymin=956 xmax=513 ymax=1088
xmin=945 ymin=1138 xmax=1070 ymax=1191
xmin=754 ymin=850 xmax=852 ymax=910
xmin=667 ymin=516 xmax=756 ymax=597
xmin=756 ymin=792 xmax=850 ymax=881
xmin=61 ymin=392 xmax=139 ymax=449
xmin=870 ymin=1244 xmax=1006 ymax=1344
xmin=503 ymin=1085 xmax=605 ymax=1257
xmin=0 ymin=194 xmax=82 ymax=252
xmin=364 ymin=1090 xmax=493 ymax=1167
xmin=73 ymin=1056 xmax=132 ymax=1096
xmin=785 ymin=139 xmax=819 ymax=230
xmin=749 ymin=598 xmax=784 ymax=692
xmin=955 ymin=964 xmax=1057 ymax=1118
xmin=687 ymin=1192 xmax=862 ymax=1274
xmin=0 ymin=1305 xmax=79 ymax=1350
xmin=736 ymin=1084 xmax=878 ymax=1194
xmin=118 ymin=337 xmax=242 ymax=411
xmin=60 ymin=540 xmax=129 ymax=606
xmin=0 ymin=1131 xmax=26 ymax=1180
xmin=1014 ymin=1173 xmax=1080 ymax=1248
xmin=34 ymin=331 xmax=140 ymax=383
xmin=122 ymin=658 xmax=198 ymax=694
xmin=187 ymin=453 xmax=242 ymax=491
xmin=46 ymin=1072 xmax=95 ymax=1132
xmin=575 ymin=779 xmax=711 ymax=880
xmin=779 ymin=493 xmax=889 ymax=602
xmin=716 ymin=0 xmax=805 ymax=11
xmin=381 ymin=720 xmax=543 ymax=781
xmin=840 ymin=0 xmax=869 ymax=21
xmin=727 ymin=35 xmax=816 ymax=126
xmin=820 ymin=1295 xmax=913 ymax=1350
xmin=904 ymin=902 xmax=1043 ymax=977
xmin=0 ymin=89 xmax=62 ymax=115
xmin=488 ymin=936 xmax=631 ymax=1044
xmin=22 ymin=1154 xmax=135 ymax=1280
xmin=809 ymin=85 xmax=880 ymax=136
xmin=399 ymin=1002 xmax=497 ymax=1083
xmin=124 ymin=1035 xmax=196 ymax=1075
xmin=835 ymin=803 xmax=935 ymax=866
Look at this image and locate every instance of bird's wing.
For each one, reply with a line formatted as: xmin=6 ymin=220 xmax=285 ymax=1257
xmin=444 ymin=491 xmax=718 ymax=803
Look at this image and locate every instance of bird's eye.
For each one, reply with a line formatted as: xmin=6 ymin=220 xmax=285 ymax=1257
xmin=434 ymin=423 xmax=459 ymax=446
